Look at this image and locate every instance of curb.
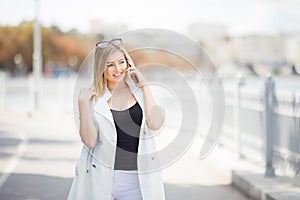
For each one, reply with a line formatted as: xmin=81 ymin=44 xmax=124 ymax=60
xmin=232 ymin=170 xmax=300 ymax=200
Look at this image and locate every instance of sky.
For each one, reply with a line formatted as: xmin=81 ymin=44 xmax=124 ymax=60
xmin=0 ymin=0 xmax=299 ymax=36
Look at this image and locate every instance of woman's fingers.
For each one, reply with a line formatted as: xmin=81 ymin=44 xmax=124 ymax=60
xmin=125 ymin=66 xmax=136 ymax=72
xmin=78 ymin=87 xmax=96 ymax=102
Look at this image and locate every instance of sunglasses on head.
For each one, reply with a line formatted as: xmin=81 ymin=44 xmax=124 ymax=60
xmin=95 ymin=38 xmax=122 ymax=48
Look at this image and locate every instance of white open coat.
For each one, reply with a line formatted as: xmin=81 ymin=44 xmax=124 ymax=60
xmin=67 ymin=77 xmax=165 ymax=200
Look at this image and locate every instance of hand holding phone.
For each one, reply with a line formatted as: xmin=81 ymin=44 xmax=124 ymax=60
xmin=125 ymin=66 xmax=146 ymax=88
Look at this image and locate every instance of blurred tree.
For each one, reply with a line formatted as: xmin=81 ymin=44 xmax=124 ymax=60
xmin=0 ymin=21 xmax=102 ymax=76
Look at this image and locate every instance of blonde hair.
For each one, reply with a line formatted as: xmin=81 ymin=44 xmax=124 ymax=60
xmin=94 ymin=43 xmax=129 ymax=100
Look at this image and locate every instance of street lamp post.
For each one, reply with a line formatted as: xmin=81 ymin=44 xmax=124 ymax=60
xmin=32 ymin=0 xmax=42 ymax=112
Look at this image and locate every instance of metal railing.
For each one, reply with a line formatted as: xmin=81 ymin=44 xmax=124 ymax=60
xmin=0 ymin=73 xmax=76 ymax=114
xmin=222 ymin=76 xmax=300 ymax=177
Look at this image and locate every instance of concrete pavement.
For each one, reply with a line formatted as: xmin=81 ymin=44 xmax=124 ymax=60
xmin=203 ymin=132 xmax=300 ymax=200
xmin=0 ymin=111 xmax=248 ymax=200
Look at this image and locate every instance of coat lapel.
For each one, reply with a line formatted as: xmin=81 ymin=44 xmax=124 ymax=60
xmin=91 ymin=76 xmax=144 ymax=126
xmin=125 ymin=76 xmax=144 ymax=109
xmin=92 ymin=86 xmax=114 ymax=126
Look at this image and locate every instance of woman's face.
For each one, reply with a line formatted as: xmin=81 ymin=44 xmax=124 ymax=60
xmin=104 ymin=50 xmax=127 ymax=84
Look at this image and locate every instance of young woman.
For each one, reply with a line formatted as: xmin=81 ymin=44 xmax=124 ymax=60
xmin=67 ymin=38 xmax=165 ymax=200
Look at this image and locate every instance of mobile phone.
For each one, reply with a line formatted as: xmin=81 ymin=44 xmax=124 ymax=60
xmin=131 ymin=73 xmax=139 ymax=84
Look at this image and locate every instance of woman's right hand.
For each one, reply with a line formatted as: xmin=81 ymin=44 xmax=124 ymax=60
xmin=78 ymin=87 xmax=96 ymax=103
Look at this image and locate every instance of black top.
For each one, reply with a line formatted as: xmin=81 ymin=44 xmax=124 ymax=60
xmin=110 ymin=102 xmax=143 ymax=170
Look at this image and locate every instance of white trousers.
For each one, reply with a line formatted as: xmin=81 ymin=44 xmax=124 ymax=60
xmin=110 ymin=170 xmax=143 ymax=200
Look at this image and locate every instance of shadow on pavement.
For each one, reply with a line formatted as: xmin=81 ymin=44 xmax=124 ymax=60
xmin=0 ymin=173 xmax=72 ymax=200
xmin=0 ymin=152 xmax=14 ymax=158
xmin=28 ymin=138 xmax=77 ymax=145
xmin=0 ymin=138 xmax=21 ymax=147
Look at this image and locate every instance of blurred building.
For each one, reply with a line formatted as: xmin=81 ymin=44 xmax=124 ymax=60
xmin=187 ymin=22 xmax=300 ymax=76
xmin=187 ymin=22 xmax=234 ymax=66
xmin=231 ymin=35 xmax=286 ymax=66
xmin=285 ymin=35 xmax=300 ymax=74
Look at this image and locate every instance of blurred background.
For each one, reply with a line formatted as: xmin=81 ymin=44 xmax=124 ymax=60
xmin=0 ymin=0 xmax=299 ymax=199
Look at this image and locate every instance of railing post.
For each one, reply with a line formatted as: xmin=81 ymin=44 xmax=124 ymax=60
xmin=0 ymin=71 xmax=6 ymax=110
xmin=264 ymin=75 xmax=275 ymax=177
xmin=28 ymin=74 xmax=35 ymax=116
xmin=57 ymin=76 xmax=67 ymax=114
xmin=235 ymin=73 xmax=244 ymax=159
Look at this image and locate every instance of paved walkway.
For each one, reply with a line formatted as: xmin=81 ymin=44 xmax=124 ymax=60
xmin=0 ymin=111 xmax=248 ymax=200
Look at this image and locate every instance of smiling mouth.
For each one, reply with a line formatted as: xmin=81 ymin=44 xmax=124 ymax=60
xmin=113 ymin=73 xmax=122 ymax=77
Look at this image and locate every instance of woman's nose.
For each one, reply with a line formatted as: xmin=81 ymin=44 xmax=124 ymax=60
xmin=115 ymin=64 xmax=122 ymax=72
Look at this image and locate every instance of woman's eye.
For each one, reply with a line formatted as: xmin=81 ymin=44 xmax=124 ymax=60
xmin=119 ymin=60 xmax=125 ymax=64
xmin=107 ymin=64 xmax=113 ymax=67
